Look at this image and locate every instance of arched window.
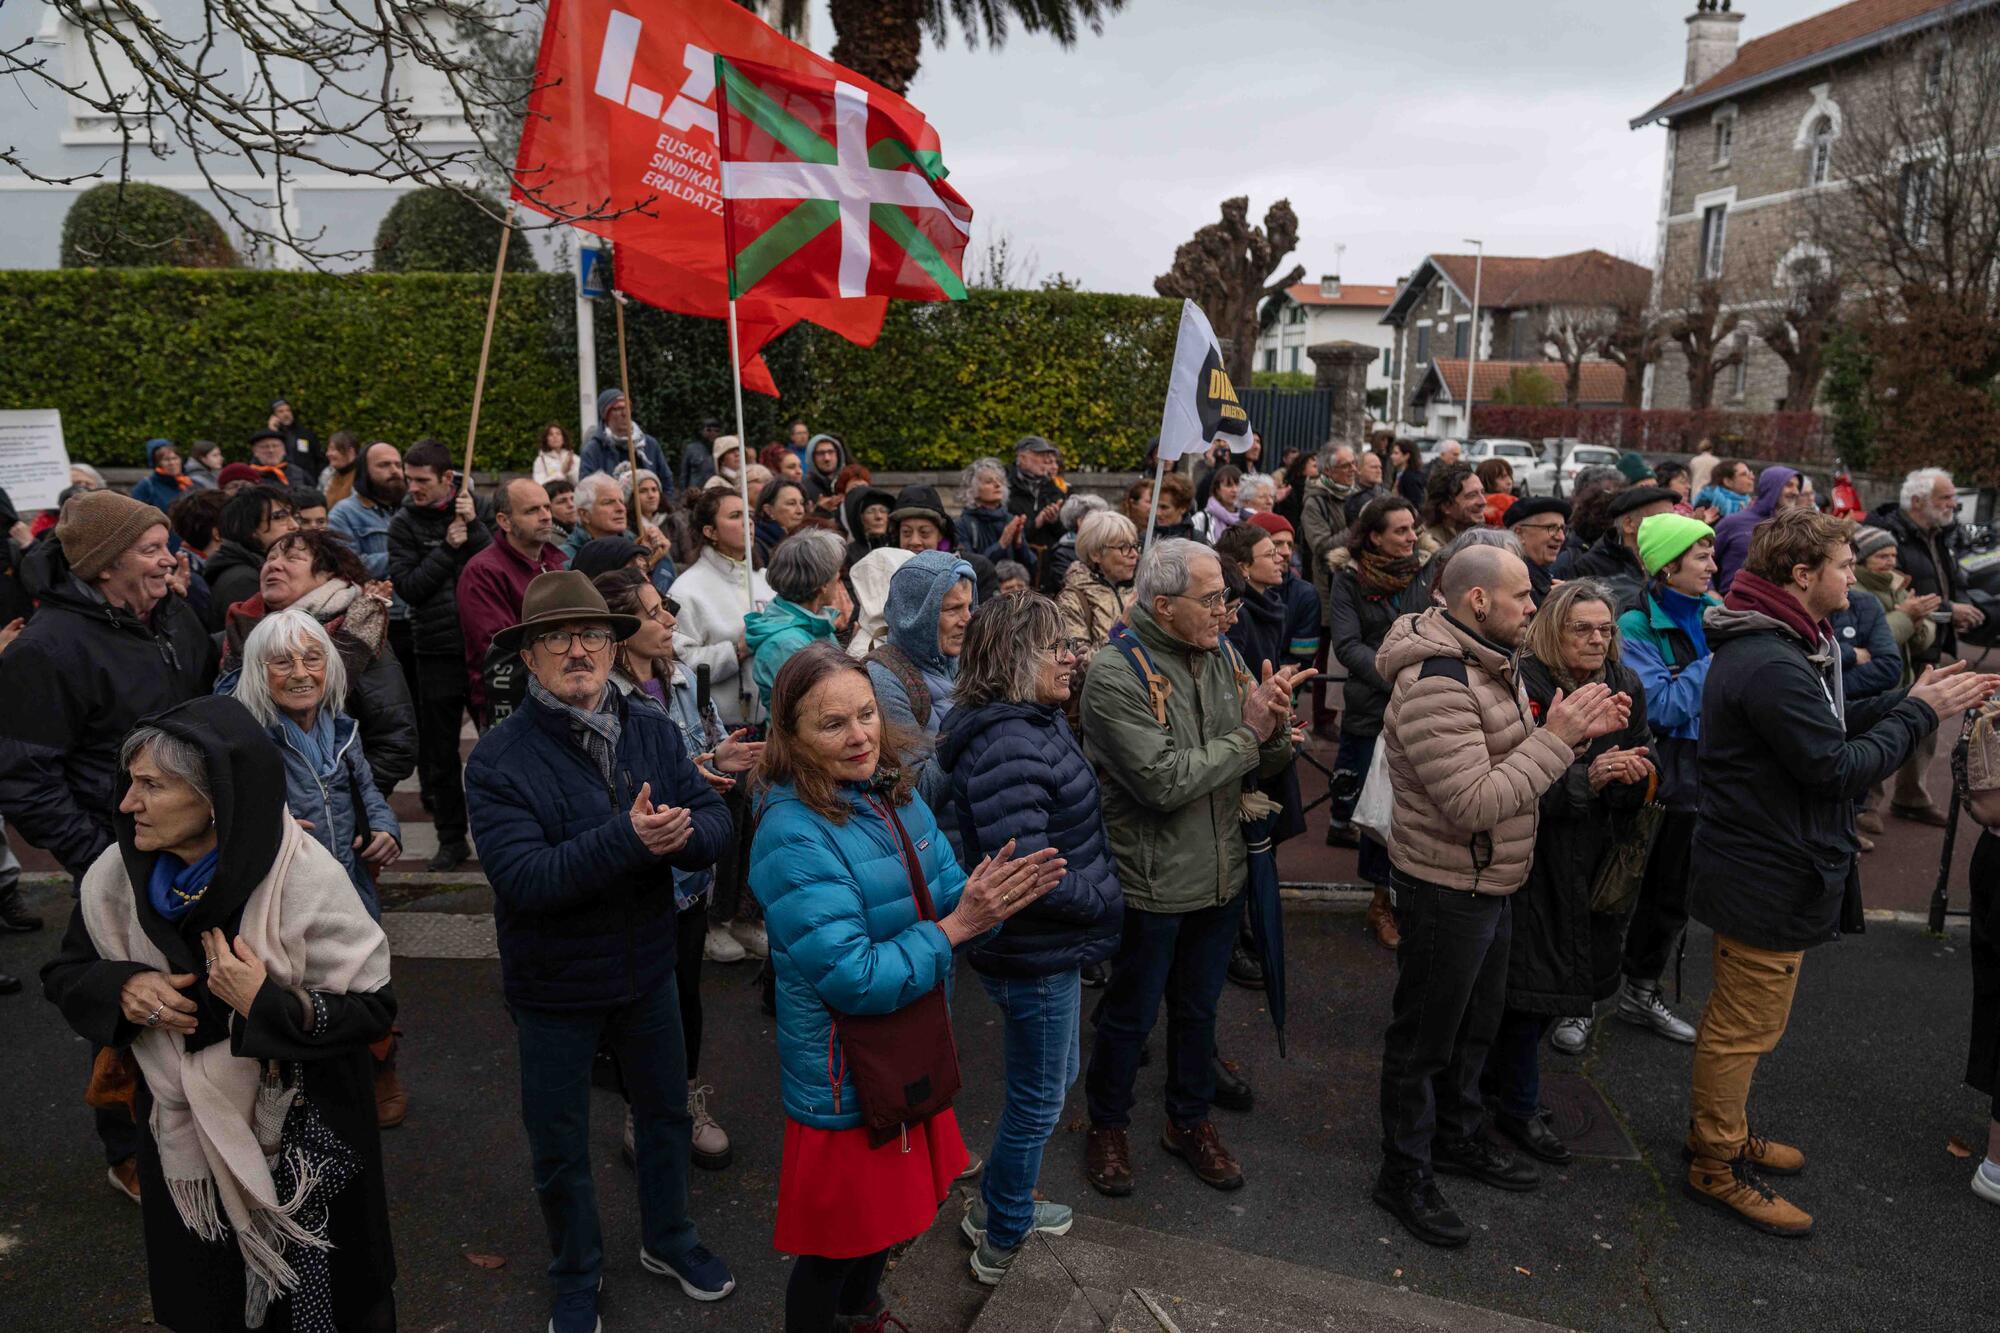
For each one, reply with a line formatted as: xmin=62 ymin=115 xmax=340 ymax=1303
xmin=1808 ymin=116 xmax=1834 ymax=186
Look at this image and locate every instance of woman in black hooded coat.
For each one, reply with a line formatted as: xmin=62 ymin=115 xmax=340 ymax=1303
xmin=42 ymin=696 xmax=397 ymax=1332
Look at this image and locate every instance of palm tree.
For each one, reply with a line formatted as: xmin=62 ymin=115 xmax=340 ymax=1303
xmin=753 ymin=0 xmax=1125 ymax=96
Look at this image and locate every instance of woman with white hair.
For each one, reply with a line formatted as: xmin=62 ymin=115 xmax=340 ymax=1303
xmin=1056 ymin=509 xmax=1139 ymax=669
xmin=1034 ymin=492 xmax=1108 ymax=596
xmin=235 ymin=609 xmax=402 ymax=917
xmin=42 ymin=695 xmax=398 ymax=1331
xmin=1237 ymin=474 xmax=1278 ymax=516
xmin=957 ymin=457 xmax=1030 ymax=567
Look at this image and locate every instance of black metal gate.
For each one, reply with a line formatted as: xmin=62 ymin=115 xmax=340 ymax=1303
xmin=1238 ymin=388 xmax=1332 ymax=456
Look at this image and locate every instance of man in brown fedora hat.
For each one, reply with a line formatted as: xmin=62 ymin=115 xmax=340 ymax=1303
xmin=464 ymin=570 xmax=738 ymax=1331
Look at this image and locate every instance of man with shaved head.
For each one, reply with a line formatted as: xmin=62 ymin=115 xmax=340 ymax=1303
xmin=1369 ymin=545 xmax=1632 ymax=1247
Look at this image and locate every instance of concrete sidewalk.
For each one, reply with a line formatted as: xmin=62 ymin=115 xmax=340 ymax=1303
xmin=0 ymin=881 xmax=1991 ymax=1332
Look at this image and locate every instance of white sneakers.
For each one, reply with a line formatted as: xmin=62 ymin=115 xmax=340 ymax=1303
xmin=702 ymin=921 xmax=768 ymax=962
xmin=1549 ymin=1016 xmax=1592 ymax=1055
xmin=1974 ymin=1158 xmax=2000 ymax=1207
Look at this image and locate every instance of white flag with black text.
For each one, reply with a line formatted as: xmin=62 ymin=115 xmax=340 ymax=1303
xmin=1156 ymin=300 xmax=1252 ymax=463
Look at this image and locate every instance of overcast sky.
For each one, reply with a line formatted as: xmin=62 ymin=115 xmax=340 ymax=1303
xmin=810 ymin=0 xmax=1839 ymax=294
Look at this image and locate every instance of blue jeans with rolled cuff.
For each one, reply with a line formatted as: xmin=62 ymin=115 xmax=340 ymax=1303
xmin=978 ymin=969 xmax=1082 ymax=1251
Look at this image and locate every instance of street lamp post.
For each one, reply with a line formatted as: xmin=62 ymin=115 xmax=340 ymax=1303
xmin=1462 ymin=238 xmax=1483 ymax=441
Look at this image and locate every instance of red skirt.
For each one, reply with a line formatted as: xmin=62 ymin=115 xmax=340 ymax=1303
xmin=773 ymin=1110 xmax=968 ymax=1259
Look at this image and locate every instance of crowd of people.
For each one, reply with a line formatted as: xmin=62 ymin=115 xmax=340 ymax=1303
xmin=2 ymin=407 xmax=1999 ymax=1332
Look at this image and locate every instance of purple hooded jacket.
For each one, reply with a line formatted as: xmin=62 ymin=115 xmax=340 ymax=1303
xmin=1713 ymin=465 xmax=1800 ymax=594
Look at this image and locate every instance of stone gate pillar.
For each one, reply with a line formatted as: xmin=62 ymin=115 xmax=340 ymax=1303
xmin=1307 ymin=341 xmax=1379 ymax=448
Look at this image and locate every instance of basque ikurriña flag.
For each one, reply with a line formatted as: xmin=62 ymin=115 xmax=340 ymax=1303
xmin=714 ymin=55 xmax=974 ymax=303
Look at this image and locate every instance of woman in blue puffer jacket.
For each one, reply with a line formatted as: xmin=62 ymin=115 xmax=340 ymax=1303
xmin=751 ymin=642 xmax=1063 ymax=1333
xmin=938 ymin=590 xmax=1122 ymax=1286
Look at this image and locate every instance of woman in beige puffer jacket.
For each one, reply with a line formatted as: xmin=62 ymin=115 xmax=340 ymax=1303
xmin=1055 ymin=510 xmax=1140 ymax=668
xmin=1376 ymin=606 xmax=1575 ymax=894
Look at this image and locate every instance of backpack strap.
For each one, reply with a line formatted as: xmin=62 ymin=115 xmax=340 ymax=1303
xmin=1107 ymin=622 xmax=1173 ymax=728
xmin=867 ymin=642 xmax=931 ymax=728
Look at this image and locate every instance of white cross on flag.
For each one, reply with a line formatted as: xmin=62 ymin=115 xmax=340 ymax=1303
xmin=714 ymin=53 xmax=974 ymax=302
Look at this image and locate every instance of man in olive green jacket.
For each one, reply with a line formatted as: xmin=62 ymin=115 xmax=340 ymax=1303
xmin=1079 ymin=539 xmax=1307 ymax=1197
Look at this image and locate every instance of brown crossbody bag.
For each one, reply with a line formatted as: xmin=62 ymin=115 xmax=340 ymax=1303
xmin=832 ymin=795 xmax=963 ymax=1147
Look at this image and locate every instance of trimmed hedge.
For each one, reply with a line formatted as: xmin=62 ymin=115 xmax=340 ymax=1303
xmin=0 ymin=271 xmax=1183 ymax=472
xmin=0 ymin=269 xmax=571 ymax=468
xmin=61 ymin=182 xmax=238 ymax=269
xmin=374 ymin=188 xmax=540 ymax=274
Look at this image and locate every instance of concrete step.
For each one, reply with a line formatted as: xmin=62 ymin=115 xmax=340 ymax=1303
xmin=968 ymin=1214 xmax=1569 ymax=1333
xmin=878 ymin=1187 xmax=989 ymax=1333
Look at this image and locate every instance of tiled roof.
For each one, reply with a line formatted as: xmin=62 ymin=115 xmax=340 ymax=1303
xmin=1427 ymin=251 xmax=1650 ymax=310
xmin=1284 ymin=282 xmax=1399 ymax=308
xmin=1427 ymin=359 xmax=1628 ymax=405
xmin=1635 ymin=0 xmax=1980 ymax=126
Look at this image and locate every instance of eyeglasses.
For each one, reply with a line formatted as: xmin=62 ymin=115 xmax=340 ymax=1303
xmin=1041 ymin=638 xmax=1085 ymax=661
xmin=265 ymin=651 xmax=327 ymax=673
xmin=1173 ymin=590 xmax=1227 ymax=611
xmin=1515 ymin=521 xmax=1566 ymax=536
xmin=1103 ymin=541 xmax=1139 ymax=555
xmin=1565 ymin=623 xmax=1616 ymax=641
xmin=534 ymin=627 xmax=614 ymax=654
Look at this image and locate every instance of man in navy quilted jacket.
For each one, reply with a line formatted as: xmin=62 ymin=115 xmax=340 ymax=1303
xmin=466 ymin=571 xmax=735 ymax=1333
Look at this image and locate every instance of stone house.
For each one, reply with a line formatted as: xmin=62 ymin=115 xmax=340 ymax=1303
xmin=1379 ymin=250 xmax=1652 ymax=435
xmin=1255 ymin=276 xmax=1399 ymax=394
xmin=1630 ymin=0 xmax=1990 ymax=412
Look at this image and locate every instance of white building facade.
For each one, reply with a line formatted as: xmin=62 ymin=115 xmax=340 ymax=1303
xmin=1254 ymin=277 xmax=1399 ymax=393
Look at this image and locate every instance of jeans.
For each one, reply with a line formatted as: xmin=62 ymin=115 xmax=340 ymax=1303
xmin=1378 ymin=874 xmax=1511 ymax=1181
xmin=1086 ymin=898 xmax=1239 ymax=1130
xmin=1687 ymin=935 xmax=1803 ymax=1162
xmin=512 ymin=980 xmax=699 ymax=1294
xmin=979 ymin=970 xmax=1082 ymax=1250
xmin=1480 ymin=1009 xmax=1551 ymax=1121
xmin=413 ymin=654 xmax=469 ymax=842
xmin=1333 ymin=731 xmax=1394 ymax=887
xmin=1624 ymin=808 xmax=1693 ymax=984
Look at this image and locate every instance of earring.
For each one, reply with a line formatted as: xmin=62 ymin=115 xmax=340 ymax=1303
xmin=1474 ymin=608 xmax=1487 ymax=623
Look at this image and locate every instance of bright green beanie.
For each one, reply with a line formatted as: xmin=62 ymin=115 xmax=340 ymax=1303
xmin=1636 ymin=513 xmax=1714 ymax=576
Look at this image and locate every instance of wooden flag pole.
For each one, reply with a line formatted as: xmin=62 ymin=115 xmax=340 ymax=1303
xmin=462 ymin=203 xmax=516 ymax=481
xmin=613 ymin=288 xmax=641 ymax=536
xmin=726 ymin=298 xmax=755 ymax=611
xmin=1143 ymin=452 xmax=1166 ymax=554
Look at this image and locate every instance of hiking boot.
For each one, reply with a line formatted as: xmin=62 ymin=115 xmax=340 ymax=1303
xmin=727 ymin=921 xmax=768 ymax=959
xmin=640 ymin=1243 xmax=736 ymax=1301
xmin=1434 ymin=1136 xmax=1540 ymax=1192
xmin=689 ymin=1083 xmax=732 ymax=1170
xmin=1085 ymin=1126 xmax=1133 ymax=1197
xmin=1891 ymin=802 xmax=1952 ymax=827
xmin=1227 ymin=942 xmax=1265 ymax=990
xmin=426 ymin=838 xmax=470 ymax=873
xmin=1974 ymin=1160 xmax=2000 ymax=1207
xmin=106 ymin=1158 xmax=141 ymax=1203
xmin=961 ymin=1195 xmax=1074 ymax=1246
xmin=1160 ymin=1120 xmax=1244 ymax=1191
xmin=1549 ymin=1016 xmax=1592 ymax=1055
xmin=1211 ymin=1055 xmax=1253 ymax=1113
xmin=0 ymin=883 xmax=41 ymax=932
xmin=1683 ymin=1155 xmax=1813 ymax=1237
xmin=1615 ymin=978 xmax=1696 ymax=1044
xmin=1493 ymin=1110 xmax=1572 ymax=1165
xmin=1366 ymin=889 xmax=1400 ymax=951
xmin=968 ymin=1234 xmax=1021 ymax=1286
xmin=1680 ymin=1130 xmax=1804 ymax=1177
xmin=702 ymin=924 xmax=746 ymax=964
xmin=1371 ymin=1172 xmax=1470 ymax=1249
xmin=374 ymin=1062 xmax=408 ymax=1129
xmin=1856 ymin=810 xmax=1886 ymax=836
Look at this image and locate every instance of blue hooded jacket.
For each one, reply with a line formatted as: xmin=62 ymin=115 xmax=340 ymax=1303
xmin=867 ymin=550 xmax=975 ymax=840
xmin=750 ymin=779 xmax=968 ymax=1130
xmin=937 ymin=700 xmax=1121 ymax=978
xmin=129 ymin=438 xmax=195 ymax=513
xmin=578 ymin=387 xmax=671 ymax=488
xmin=1712 ymin=466 xmax=1799 ymax=594
xmin=267 ymin=711 xmax=401 ymax=918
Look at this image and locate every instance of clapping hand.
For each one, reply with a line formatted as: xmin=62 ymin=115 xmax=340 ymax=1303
xmin=1241 ymin=662 xmax=1314 ymax=742
xmin=942 ymin=839 xmax=1065 ymax=946
xmin=1908 ymin=660 xmax=2000 ymax=721
xmin=628 ymin=782 xmax=693 ymax=854
xmin=1897 ymin=591 xmax=1942 ymax=621
xmin=712 ymin=728 xmax=763 ymax=775
xmin=201 ymin=929 xmax=267 ymax=1019
xmin=1543 ymin=682 xmax=1632 ymax=747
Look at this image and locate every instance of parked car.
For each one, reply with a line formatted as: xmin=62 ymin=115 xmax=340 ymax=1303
xmin=1466 ymin=438 xmax=1557 ymax=497
xmin=1555 ymin=444 xmax=1622 ymax=496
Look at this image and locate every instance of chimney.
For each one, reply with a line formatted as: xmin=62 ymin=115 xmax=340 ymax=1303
xmin=1319 ymin=274 xmax=1341 ymax=299
xmin=1684 ymin=1 xmax=1744 ymax=91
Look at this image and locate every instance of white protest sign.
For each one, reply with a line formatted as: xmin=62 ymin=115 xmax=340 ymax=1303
xmin=0 ymin=410 xmax=73 ymax=511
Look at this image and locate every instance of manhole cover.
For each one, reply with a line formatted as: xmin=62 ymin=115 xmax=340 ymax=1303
xmin=1534 ymin=1070 xmax=1641 ymax=1161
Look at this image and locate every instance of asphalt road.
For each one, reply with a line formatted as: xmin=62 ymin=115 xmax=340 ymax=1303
xmin=1 ymin=876 xmax=1992 ymax=1333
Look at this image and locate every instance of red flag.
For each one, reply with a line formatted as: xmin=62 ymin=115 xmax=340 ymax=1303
xmin=510 ymin=0 xmax=909 ymax=388
xmin=714 ymin=55 xmax=972 ymax=303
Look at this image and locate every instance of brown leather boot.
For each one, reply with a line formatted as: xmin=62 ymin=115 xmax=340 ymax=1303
xmin=1161 ymin=1120 xmax=1245 ymax=1191
xmin=1367 ymin=889 xmax=1400 ymax=951
xmin=1085 ymin=1126 xmax=1133 ymax=1197
xmin=1683 ymin=1131 xmax=1805 ymax=1177
xmin=1683 ymin=1155 xmax=1812 ymax=1237
xmin=374 ymin=1061 xmax=408 ymax=1129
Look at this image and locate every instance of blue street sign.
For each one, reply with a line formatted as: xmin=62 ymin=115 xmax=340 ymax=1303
xmin=580 ymin=247 xmax=610 ymax=300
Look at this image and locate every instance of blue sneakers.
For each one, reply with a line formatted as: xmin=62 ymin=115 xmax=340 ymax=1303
xmin=959 ymin=1195 xmax=1074 ymax=1245
xmin=640 ymin=1243 xmax=736 ymax=1301
xmin=548 ymin=1280 xmax=601 ymax=1333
